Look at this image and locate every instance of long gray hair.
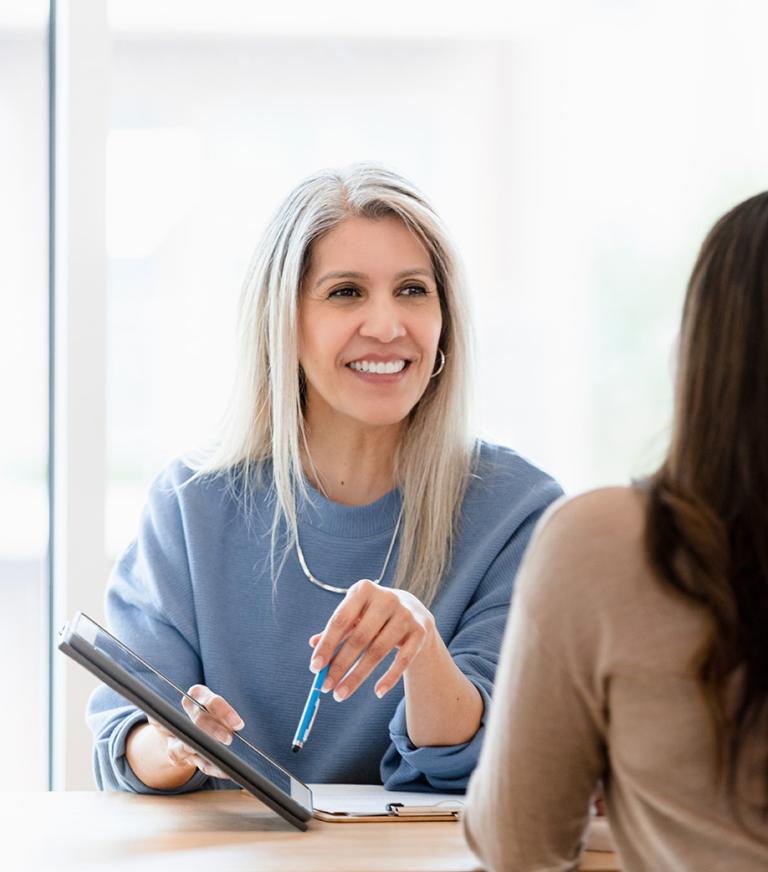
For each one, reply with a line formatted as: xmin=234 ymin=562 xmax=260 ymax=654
xmin=193 ymin=163 xmax=475 ymax=605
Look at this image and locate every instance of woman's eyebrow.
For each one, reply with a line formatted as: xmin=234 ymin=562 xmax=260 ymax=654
xmin=313 ymin=268 xmax=433 ymax=288
xmin=314 ymin=270 xmax=368 ymax=288
xmin=394 ymin=268 xmax=433 ymax=280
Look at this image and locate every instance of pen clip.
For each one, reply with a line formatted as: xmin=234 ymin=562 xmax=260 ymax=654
xmin=305 ymin=696 xmax=320 ymax=739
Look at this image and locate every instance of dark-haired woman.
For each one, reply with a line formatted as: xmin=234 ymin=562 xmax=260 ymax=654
xmin=463 ymin=192 xmax=768 ymax=871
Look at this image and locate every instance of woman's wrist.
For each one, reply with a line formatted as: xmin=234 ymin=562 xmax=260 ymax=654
xmin=403 ymin=627 xmax=483 ymax=748
xmin=405 ymin=615 xmax=440 ymax=675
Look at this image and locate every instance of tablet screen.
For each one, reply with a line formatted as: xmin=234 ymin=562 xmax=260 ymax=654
xmin=64 ymin=613 xmax=311 ymax=825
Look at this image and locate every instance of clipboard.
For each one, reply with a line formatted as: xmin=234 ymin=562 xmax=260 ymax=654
xmin=312 ymin=806 xmax=462 ymax=823
xmin=308 ymin=784 xmax=465 ymax=823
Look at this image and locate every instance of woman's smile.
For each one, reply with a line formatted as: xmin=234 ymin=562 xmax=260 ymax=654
xmin=346 ymin=354 xmax=413 ymax=383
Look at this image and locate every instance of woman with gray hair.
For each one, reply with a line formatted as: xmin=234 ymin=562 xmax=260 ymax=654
xmin=88 ymin=164 xmax=561 ymax=793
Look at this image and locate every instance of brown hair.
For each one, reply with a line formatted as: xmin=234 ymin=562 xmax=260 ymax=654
xmin=645 ymin=192 xmax=768 ymax=812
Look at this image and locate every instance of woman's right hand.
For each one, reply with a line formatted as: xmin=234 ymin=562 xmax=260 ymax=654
xmin=141 ymin=684 xmax=245 ymax=781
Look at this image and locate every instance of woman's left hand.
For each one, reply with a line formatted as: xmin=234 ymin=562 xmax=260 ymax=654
xmin=308 ymin=579 xmax=436 ymax=701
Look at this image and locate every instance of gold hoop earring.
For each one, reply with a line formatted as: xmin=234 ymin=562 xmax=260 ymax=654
xmin=430 ymin=348 xmax=446 ymax=379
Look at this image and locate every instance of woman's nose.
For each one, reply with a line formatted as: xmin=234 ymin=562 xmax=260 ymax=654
xmin=358 ymin=296 xmax=407 ymax=343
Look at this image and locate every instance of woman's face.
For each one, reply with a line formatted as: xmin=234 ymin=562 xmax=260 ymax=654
xmin=299 ymin=215 xmax=443 ymax=431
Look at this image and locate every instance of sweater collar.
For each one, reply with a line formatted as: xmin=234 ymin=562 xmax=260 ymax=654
xmin=297 ymin=478 xmax=402 ymax=539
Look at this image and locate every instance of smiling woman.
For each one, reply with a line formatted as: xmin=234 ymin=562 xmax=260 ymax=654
xmin=87 ymin=164 xmax=562 ymax=795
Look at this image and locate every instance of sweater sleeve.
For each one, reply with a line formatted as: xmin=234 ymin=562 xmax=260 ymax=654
xmin=86 ymin=465 xmax=212 ymax=794
xmin=462 ymin=499 xmax=608 ymax=871
xmin=380 ymin=475 xmax=563 ymax=792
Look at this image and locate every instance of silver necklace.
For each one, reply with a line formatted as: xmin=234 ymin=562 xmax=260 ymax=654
xmin=295 ymin=507 xmax=404 ymax=595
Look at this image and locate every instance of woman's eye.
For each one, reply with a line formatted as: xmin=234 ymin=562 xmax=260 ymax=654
xmin=399 ymin=284 xmax=428 ymax=297
xmin=328 ymin=286 xmax=360 ymax=299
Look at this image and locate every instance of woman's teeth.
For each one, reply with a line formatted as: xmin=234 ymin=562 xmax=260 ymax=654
xmin=349 ymin=360 xmax=407 ymax=374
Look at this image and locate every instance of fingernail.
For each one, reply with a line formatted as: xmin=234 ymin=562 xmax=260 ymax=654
xmin=375 ymin=686 xmax=386 ymax=699
xmin=334 ymin=686 xmax=349 ymax=702
xmin=227 ymin=714 xmax=244 ymax=730
xmin=310 ymin=656 xmax=324 ymax=672
xmin=221 ymin=732 xmax=232 ymax=745
xmin=321 ymin=678 xmax=332 ymax=693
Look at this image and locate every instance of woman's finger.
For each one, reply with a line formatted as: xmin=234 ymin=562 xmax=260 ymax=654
xmin=151 ymin=705 xmax=232 ymax=780
xmin=181 ymin=694 xmax=231 ymax=743
xmin=320 ymin=603 xmax=393 ymax=693
xmin=166 ymin=733 xmax=229 ymax=780
xmin=181 ymin=685 xmax=245 ymax=743
xmin=191 ymin=755 xmax=228 ymax=780
xmin=310 ymin=580 xmax=378 ymax=672
xmin=332 ymin=617 xmax=411 ymax=701
xmin=175 ymin=742 xmax=228 ymax=779
xmin=166 ymin=735 xmax=198 ymax=767
xmin=373 ymin=633 xmax=426 ymax=698
xmin=187 ymin=685 xmax=245 ymax=730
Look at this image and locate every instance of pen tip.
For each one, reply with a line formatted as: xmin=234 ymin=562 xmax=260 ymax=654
xmin=291 ymin=744 xmax=301 ymax=753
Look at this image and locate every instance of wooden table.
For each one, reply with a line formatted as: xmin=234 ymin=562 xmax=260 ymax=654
xmin=2 ymin=790 xmax=620 ymax=871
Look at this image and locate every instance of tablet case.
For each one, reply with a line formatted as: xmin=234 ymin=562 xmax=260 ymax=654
xmin=59 ymin=612 xmax=312 ymax=831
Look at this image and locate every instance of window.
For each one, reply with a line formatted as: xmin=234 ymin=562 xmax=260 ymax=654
xmin=25 ymin=0 xmax=768 ymax=787
xmin=0 ymin=0 xmax=49 ymax=790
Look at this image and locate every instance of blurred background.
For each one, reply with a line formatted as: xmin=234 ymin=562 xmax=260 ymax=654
xmin=2 ymin=0 xmax=767 ymax=789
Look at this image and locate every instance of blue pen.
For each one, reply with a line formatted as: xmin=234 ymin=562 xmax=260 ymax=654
xmin=291 ymin=663 xmax=330 ymax=752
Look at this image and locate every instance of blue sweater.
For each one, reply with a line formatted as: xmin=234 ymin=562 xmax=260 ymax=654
xmin=87 ymin=441 xmax=561 ymax=794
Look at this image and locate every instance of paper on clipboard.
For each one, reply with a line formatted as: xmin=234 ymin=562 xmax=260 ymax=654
xmin=308 ymin=784 xmax=465 ymax=823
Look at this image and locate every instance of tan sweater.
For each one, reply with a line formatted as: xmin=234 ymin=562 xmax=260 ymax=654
xmin=463 ymin=487 xmax=768 ymax=872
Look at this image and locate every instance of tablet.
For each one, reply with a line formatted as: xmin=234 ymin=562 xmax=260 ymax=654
xmin=59 ymin=612 xmax=313 ymax=831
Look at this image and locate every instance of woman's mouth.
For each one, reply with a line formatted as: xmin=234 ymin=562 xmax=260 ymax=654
xmin=347 ymin=359 xmax=409 ymax=375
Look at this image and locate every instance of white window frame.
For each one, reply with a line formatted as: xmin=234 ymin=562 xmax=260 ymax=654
xmin=50 ymin=0 xmax=111 ymax=790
